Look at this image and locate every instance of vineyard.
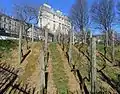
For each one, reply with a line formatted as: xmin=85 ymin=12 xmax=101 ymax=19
xmin=0 ymin=38 xmax=120 ymax=94
xmin=0 ymin=0 xmax=120 ymax=93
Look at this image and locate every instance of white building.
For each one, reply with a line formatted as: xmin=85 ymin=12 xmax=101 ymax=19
xmin=0 ymin=13 xmax=43 ymax=40
xmin=0 ymin=13 xmax=21 ymax=36
xmin=38 ymin=3 xmax=71 ymax=35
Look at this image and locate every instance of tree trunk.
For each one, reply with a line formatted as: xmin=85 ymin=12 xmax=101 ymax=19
xmin=62 ymin=34 xmax=65 ymax=51
xmin=105 ymin=31 xmax=109 ymax=47
xmin=72 ymin=31 xmax=75 ymax=45
xmin=32 ymin=24 xmax=34 ymax=43
xmin=112 ymin=30 xmax=115 ymax=63
xmin=68 ymin=30 xmax=72 ymax=65
xmin=81 ymin=28 xmax=86 ymax=44
xmin=84 ymin=31 xmax=87 ymax=44
xmin=104 ymin=31 xmax=108 ymax=57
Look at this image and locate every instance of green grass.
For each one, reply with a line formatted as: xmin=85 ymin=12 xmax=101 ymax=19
xmin=73 ymin=44 xmax=89 ymax=76
xmin=75 ymin=43 xmax=120 ymax=91
xmin=49 ymin=43 xmax=68 ymax=94
xmin=20 ymin=42 xmax=41 ymax=83
xmin=96 ymin=44 xmax=104 ymax=53
xmin=97 ymin=44 xmax=120 ymax=61
xmin=0 ymin=40 xmax=18 ymax=59
xmin=0 ymin=40 xmax=18 ymax=51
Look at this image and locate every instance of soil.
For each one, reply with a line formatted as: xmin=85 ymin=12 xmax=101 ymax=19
xmin=57 ymin=44 xmax=81 ymax=94
xmin=47 ymin=55 xmax=57 ymax=94
xmin=0 ymin=42 xmax=41 ymax=93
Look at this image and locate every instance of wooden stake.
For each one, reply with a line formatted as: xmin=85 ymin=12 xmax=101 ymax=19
xmin=18 ymin=24 xmax=22 ymax=64
xmin=69 ymin=29 xmax=72 ymax=65
xmin=91 ymin=37 xmax=96 ymax=94
xmin=32 ymin=24 xmax=34 ymax=42
xmin=44 ymin=28 xmax=48 ymax=71
xmin=112 ymin=30 xmax=115 ymax=63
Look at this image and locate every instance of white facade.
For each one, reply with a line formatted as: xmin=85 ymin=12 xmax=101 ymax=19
xmin=0 ymin=14 xmax=21 ymax=36
xmin=38 ymin=3 xmax=71 ymax=35
xmin=0 ymin=13 xmax=43 ymax=40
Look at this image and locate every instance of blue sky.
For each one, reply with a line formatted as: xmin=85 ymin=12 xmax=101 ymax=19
xmin=0 ymin=0 xmax=94 ymax=16
xmin=2 ymin=0 xmax=117 ymax=34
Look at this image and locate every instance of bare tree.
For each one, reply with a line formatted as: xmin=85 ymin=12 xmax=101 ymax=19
xmin=0 ymin=8 xmax=6 ymax=14
xmin=91 ymin=0 xmax=115 ymax=56
xmin=13 ymin=4 xmax=39 ymax=49
xmin=117 ymin=0 xmax=120 ymax=22
xmin=70 ymin=0 xmax=89 ymax=43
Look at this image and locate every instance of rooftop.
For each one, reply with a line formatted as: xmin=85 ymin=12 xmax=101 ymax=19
xmin=40 ymin=3 xmax=69 ymax=20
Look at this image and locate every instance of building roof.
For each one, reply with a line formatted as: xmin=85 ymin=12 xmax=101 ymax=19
xmin=40 ymin=3 xmax=69 ymax=21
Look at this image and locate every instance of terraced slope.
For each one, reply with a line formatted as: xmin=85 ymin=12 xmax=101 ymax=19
xmin=74 ymin=44 xmax=120 ymax=93
xmin=49 ymin=43 xmax=69 ymax=94
xmin=57 ymin=44 xmax=81 ymax=93
xmin=19 ymin=42 xmax=41 ymax=91
xmin=0 ymin=41 xmax=42 ymax=93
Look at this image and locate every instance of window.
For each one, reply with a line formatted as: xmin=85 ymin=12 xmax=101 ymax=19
xmin=4 ymin=24 xmax=6 ymax=28
xmin=59 ymin=23 xmax=61 ymax=30
xmin=9 ymin=25 xmax=11 ymax=30
xmin=0 ymin=23 xmax=1 ymax=28
xmin=4 ymin=17 xmax=6 ymax=22
xmin=14 ymin=27 xmax=16 ymax=31
xmin=9 ymin=20 xmax=11 ymax=24
xmin=53 ymin=14 xmax=56 ymax=19
xmin=15 ymin=22 xmax=16 ymax=26
xmin=40 ymin=12 xmax=43 ymax=16
xmin=53 ymin=23 xmax=55 ymax=30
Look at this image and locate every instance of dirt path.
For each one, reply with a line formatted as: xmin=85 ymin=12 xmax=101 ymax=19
xmin=47 ymin=55 xmax=57 ymax=94
xmin=27 ymin=52 xmax=41 ymax=92
xmin=57 ymin=44 xmax=81 ymax=94
xmin=18 ymin=42 xmax=41 ymax=92
xmin=0 ymin=42 xmax=41 ymax=93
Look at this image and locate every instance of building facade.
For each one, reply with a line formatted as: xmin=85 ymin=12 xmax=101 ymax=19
xmin=0 ymin=13 xmax=53 ymax=41
xmin=0 ymin=13 xmax=21 ymax=37
xmin=0 ymin=13 xmax=41 ymax=39
xmin=38 ymin=3 xmax=71 ymax=35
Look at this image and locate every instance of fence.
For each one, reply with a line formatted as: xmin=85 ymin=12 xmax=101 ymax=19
xmin=0 ymin=63 xmax=39 ymax=94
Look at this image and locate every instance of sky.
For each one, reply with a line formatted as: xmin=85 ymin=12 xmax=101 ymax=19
xmin=1 ymin=0 xmax=112 ymax=34
xmin=0 ymin=0 xmax=94 ymax=16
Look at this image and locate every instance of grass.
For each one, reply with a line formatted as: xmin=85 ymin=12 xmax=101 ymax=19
xmin=75 ymin=43 xmax=120 ymax=92
xmin=20 ymin=42 xmax=41 ymax=83
xmin=97 ymin=44 xmax=120 ymax=61
xmin=115 ymin=46 xmax=120 ymax=61
xmin=0 ymin=40 xmax=18 ymax=60
xmin=0 ymin=40 xmax=18 ymax=51
xmin=73 ymin=44 xmax=89 ymax=77
xmin=49 ymin=43 xmax=68 ymax=94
